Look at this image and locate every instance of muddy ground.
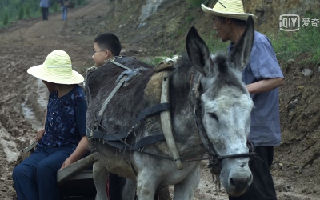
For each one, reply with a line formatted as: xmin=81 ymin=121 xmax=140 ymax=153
xmin=0 ymin=0 xmax=319 ymax=199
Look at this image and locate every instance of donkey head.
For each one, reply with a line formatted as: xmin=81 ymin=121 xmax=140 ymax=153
xmin=186 ymin=17 xmax=254 ymax=196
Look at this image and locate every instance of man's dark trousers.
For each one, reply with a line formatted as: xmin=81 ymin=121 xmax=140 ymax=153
xmin=229 ymin=146 xmax=277 ymax=200
xmin=41 ymin=7 xmax=49 ymax=20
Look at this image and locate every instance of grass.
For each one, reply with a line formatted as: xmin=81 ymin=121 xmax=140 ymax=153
xmin=269 ymin=26 xmax=320 ymax=64
xmin=204 ymin=30 xmax=229 ymax=54
xmin=147 ymin=24 xmax=320 ymax=69
xmin=0 ymin=0 xmax=88 ymax=28
xmin=186 ymin=0 xmax=206 ymax=8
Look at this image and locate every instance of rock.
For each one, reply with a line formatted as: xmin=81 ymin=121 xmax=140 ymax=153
xmin=318 ymin=65 xmax=320 ymax=72
xmin=287 ymin=98 xmax=298 ymax=110
xmin=287 ymin=58 xmax=295 ymax=64
xmin=297 ymin=86 xmax=304 ymax=90
xmin=301 ymin=68 xmax=313 ymax=76
xmin=279 ymin=162 xmax=283 ymax=169
xmin=99 ymin=21 xmax=106 ymax=26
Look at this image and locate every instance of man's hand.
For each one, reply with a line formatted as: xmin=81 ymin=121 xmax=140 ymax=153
xmin=246 ymin=78 xmax=284 ymax=94
xmin=36 ymin=129 xmax=45 ymax=141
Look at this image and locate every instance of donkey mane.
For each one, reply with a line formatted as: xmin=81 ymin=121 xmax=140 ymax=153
xmin=210 ymin=54 xmax=247 ymax=98
xmin=172 ymin=53 xmax=246 ymax=101
xmin=171 ymin=54 xmax=193 ymax=91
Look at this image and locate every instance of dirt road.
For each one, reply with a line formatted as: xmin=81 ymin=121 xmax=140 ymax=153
xmin=0 ymin=0 xmax=318 ymax=199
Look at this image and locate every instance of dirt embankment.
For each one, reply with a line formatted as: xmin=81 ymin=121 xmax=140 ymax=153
xmin=0 ymin=0 xmax=319 ymax=199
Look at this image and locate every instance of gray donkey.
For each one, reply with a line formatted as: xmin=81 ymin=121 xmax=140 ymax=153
xmin=84 ymin=16 xmax=255 ymax=200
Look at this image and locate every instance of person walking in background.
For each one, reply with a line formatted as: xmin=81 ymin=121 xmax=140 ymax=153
xmin=59 ymin=0 xmax=70 ymax=21
xmin=202 ymin=0 xmax=284 ymax=199
xmin=40 ymin=0 xmax=50 ymax=20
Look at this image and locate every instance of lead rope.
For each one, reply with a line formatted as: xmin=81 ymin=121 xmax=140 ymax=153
xmin=191 ymin=72 xmax=222 ymax=191
xmin=97 ymin=76 xmax=127 ymax=117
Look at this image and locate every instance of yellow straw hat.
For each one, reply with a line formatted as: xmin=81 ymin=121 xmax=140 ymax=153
xmin=202 ymin=0 xmax=254 ymax=21
xmin=27 ymin=50 xmax=84 ymax=84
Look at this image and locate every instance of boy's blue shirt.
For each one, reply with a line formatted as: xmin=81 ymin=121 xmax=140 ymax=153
xmin=38 ymin=85 xmax=86 ymax=149
xmin=40 ymin=0 xmax=50 ymax=7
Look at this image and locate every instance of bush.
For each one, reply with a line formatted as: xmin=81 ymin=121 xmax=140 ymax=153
xmin=186 ymin=0 xmax=206 ymax=7
xmin=270 ymin=25 xmax=320 ymax=64
xmin=76 ymin=0 xmax=86 ymax=6
xmin=52 ymin=2 xmax=59 ymax=12
xmin=3 ymin=12 xmax=9 ymax=25
xmin=25 ymin=5 xmax=31 ymax=18
xmin=18 ymin=6 xmax=24 ymax=20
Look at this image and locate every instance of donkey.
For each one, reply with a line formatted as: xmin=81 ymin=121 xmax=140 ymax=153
xmin=86 ymin=16 xmax=254 ymax=200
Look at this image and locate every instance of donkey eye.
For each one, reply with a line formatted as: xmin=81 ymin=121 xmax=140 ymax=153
xmin=208 ymin=113 xmax=219 ymax=121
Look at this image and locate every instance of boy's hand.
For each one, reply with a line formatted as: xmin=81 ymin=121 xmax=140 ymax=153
xmin=36 ymin=129 xmax=45 ymax=141
xmin=61 ymin=157 xmax=72 ymax=169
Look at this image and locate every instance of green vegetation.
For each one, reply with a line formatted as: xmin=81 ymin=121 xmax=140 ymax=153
xmin=0 ymin=0 xmax=88 ymax=28
xmin=2 ymin=11 xmax=8 ymax=26
xmin=204 ymin=30 xmax=228 ymax=53
xmin=269 ymin=25 xmax=320 ymax=64
xmin=186 ymin=0 xmax=206 ymax=8
xmin=141 ymin=57 xmax=166 ymax=66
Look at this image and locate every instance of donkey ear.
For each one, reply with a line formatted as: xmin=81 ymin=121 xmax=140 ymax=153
xmin=186 ymin=27 xmax=211 ymax=76
xmin=229 ymin=16 xmax=254 ymax=70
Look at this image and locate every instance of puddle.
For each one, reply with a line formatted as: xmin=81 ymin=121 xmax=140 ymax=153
xmin=21 ymin=102 xmax=42 ymax=131
xmin=36 ymin=79 xmax=48 ymax=109
xmin=0 ymin=126 xmax=19 ymax=163
xmin=21 ymin=79 xmax=48 ymax=131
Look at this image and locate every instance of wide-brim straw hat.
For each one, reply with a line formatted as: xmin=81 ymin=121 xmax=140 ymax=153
xmin=202 ymin=0 xmax=254 ymax=21
xmin=27 ymin=50 xmax=84 ymax=84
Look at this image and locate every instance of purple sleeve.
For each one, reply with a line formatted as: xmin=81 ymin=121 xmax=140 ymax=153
xmin=249 ymin=40 xmax=284 ymax=79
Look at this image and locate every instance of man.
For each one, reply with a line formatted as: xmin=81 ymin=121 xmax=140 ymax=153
xmin=59 ymin=0 xmax=70 ymax=21
xmin=202 ymin=0 xmax=284 ymax=199
xmin=40 ymin=0 xmax=50 ymax=20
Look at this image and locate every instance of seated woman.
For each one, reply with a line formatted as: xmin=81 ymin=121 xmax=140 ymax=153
xmin=12 ymin=50 xmax=89 ymax=200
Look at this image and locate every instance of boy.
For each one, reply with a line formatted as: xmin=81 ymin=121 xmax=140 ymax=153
xmin=92 ymin=33 xmax=122 ymax=67
xmin=91 ymin=33 xmax=124 ymax=200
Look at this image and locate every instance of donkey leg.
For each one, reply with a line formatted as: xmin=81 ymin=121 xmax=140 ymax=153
xmin=93 ymin=161 xmax=109 ymax=200
xmin=173 ymin=165 xmax=200 ymax=200
xmin=136 ymin=170 xmax=158 ymax=200
xmin=122 ymin=178 xmax=137 ymax=200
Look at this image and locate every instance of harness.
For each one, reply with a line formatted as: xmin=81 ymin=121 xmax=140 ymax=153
xmin=88 ymin=58 xmax=254 ymax=173
xmin=88 ymin=59 xmax=170 ymax=154
xmin=190 ymin=71 xmax=255 ymax=178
